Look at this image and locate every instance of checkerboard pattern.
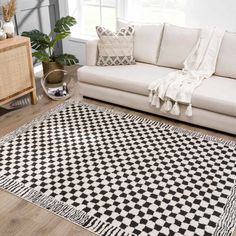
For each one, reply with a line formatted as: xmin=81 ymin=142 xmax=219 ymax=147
xmin=0 ymin=102 xmax=235 ymax=236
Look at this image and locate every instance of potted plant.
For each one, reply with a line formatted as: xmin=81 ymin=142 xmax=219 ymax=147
xmin=22 ymin=16 xmax=79 ymax=84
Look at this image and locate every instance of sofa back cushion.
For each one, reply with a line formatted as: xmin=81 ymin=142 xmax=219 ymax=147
xmin=215 ymin=32 xmax=236 ymax=79
xmin=133 ymin=24 xmax=164 ymax=64
xmin=117 ymin=19 xmax=164 ymax=65
xmin=157 ymin=24 xmax=200 ymax=69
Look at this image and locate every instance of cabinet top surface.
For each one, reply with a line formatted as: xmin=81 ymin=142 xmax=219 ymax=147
xmin=0 ymin=36 xmax=30 ymax=50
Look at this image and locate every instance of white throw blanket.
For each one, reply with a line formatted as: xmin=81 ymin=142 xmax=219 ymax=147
xmin=148 ymin=28 xmax=225 ymax=117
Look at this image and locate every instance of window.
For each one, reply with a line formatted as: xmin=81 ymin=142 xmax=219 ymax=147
xmin=68 ymin=0 xmax=117 ymax=37
xmin=67 ymin=0 xmax=187 ymax=37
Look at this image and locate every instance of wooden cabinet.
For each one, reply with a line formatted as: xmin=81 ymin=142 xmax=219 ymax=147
xmin=0 ymin=36 xmax=37 ymax=106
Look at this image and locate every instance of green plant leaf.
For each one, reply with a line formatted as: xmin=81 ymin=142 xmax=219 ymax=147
xmin=50 ymin=32 xmax=70 ymax=48
xmin=32 ymin=51 xmax=50 ymax=63
xmin=22 ymin=30 xmax=50 ymax=50
xmin=54 ymin=16 xmax=77 ymax=33
xmin=55 ymin=54 xmax=79 ymax=66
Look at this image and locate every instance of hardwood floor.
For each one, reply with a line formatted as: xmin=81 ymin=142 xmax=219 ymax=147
xmin=0 ymin=191 xmax=95 ymax=236
xmin=0 ymin=66 xmax=235 ymax=235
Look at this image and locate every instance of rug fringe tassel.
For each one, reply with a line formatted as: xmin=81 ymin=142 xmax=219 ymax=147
xmin=0 ymin=99 xmax=235 ymax=148
xmin=0 ymin=100 xmax=235 ymax=235
xmin=213 ymin=184 xmax=236 ymax=236
xmin=0 ymin=175 xmax=127 ymax=236
xmin=122 ymin=113 xmax=236 ymax=148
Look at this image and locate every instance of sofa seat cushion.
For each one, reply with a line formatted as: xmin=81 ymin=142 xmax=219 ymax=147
xmin=78 ymin=63 xmax=236 ymax=117
xmin=79 ymin=63 xmax=176 ymax=96
xmin=193 ymin=76 xmax=236 ymax=117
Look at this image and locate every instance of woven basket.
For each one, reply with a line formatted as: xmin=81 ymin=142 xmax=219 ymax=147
xmin=41 ymin=69 xmax=73 ymax=101
xmin=42 ymin=62 xmax=64 ymax=84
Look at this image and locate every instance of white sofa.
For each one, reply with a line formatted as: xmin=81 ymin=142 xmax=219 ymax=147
xmin=78 ymin=24 xmax=236 ymax=135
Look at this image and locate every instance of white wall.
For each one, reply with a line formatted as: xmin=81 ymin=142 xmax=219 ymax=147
xmin=185 ymin=0 xmax=236 ymax=31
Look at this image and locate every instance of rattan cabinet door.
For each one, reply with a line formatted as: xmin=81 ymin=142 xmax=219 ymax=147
xmin=0 ymin=44 xmax=32 ymax=100
xmin=0 ymin=37 xmax=37 ymax=105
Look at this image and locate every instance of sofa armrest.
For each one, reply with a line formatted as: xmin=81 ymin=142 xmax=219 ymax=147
xmin=86 ymin=39 xmax=99 ymax=66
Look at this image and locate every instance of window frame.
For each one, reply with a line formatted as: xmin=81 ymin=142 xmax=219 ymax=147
xmin=66 ymin=0 xmax=187 ymax=38
xmin=68 ymin=0 xmax=118 ymax=37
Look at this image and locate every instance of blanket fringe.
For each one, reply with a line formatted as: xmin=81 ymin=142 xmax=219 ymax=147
xmin=155 ymin=96 xmax=161 ymax=108
xmin=170 ymin=102 xmax=180 ymax=116
xmin=151 ymin=94 xmax=157 ymax=106
xmin=148 ymin=91 xmax=153 ymax=103
xmin=185 ymin=104 xmax=193 ymax=117
xmin=149 ymin=92 xmax=161 ymax=108
xmin=165 ymin=99 xmax=173 ymax=112
xmin=160 ymin=99 xmax=172 ymax=113
xmin=149 ymin=28 xmax=225 ymax=118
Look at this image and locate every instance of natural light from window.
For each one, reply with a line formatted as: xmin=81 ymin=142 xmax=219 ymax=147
xmin=67 ymin=0 xmax=187 ymax=37
xmin=68 ymin=0 xmax=117 ymax=37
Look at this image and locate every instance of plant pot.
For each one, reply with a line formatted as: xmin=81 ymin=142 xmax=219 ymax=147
xmin=3 ymin=21 xmax=14 ymax=38
xmin=42 ymin=62 xmax=64 ymax=84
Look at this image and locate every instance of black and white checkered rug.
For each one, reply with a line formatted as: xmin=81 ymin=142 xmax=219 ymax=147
xmin=0 ymin=101 xmax=235 ymax=236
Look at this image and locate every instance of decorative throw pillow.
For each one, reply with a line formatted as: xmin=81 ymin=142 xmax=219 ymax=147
xmin=96 ymin=26 xmax=136 ymax=66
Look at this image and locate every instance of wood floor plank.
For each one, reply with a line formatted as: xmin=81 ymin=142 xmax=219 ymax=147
xmin=0 ymin=66 xmax=235 ymax=235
